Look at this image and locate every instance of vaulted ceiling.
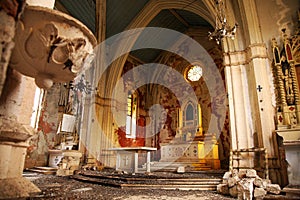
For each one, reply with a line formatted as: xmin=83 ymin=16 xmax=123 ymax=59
xmin=55 ymin=0 xmax=214 ymax=63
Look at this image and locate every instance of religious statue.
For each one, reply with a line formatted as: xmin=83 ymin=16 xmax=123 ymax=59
xmin=280 ymin=54 xmax=294 ymax=104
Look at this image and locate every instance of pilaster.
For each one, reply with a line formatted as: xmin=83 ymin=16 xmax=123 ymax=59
xmin=224 ymin=0 xmax=281 ymax=184
xmin=224 ymin=42 xmax=277 ymax=178
xmin=225 ymin=53 xmax=253 ymax=168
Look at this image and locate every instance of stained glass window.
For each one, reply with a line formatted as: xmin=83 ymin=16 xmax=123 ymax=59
xmin=186 ymin=65 xmax=202 ymax=82
xmin=126 ymin=92 xmax=137 ymax=138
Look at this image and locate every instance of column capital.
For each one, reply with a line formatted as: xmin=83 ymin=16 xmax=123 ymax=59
xmin=224 ymin=43 xmax=268 ymax=66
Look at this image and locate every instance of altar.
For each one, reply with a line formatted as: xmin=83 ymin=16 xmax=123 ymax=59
xmin=160 ymin=135 xmax=220 ymax=170
xmin=108 ymin=147 xmax=157 ymax=174
xmin=159 ymin=99 xmax=220 ymax=170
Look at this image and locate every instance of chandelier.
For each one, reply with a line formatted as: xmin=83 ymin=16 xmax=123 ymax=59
xmin=208 ymin=0 xmax=238 ymax=44
xmin=71 ymin=74 xmax=93 ymax=95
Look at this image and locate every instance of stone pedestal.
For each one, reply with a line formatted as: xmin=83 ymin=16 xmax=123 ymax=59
xmin=0 ymin=118 xmax=41 ymax=199
xmin=277 ymin=128 xmax=300 ymax=196
xmin=277 ymin=128 xmax=300 ymax=185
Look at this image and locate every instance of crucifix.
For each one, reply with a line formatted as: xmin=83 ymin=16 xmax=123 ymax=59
xmin=257 ymin=85 xmax=263 ymax=92
xmin=122 ymin=155 xmax=130 ymax=166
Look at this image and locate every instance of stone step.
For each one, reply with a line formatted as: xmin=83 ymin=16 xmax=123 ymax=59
xmin=71 ymin=171 xmax=222 ymax=191
xmin=120 ymin=184 xmax=217 ymax=191
xmin=26 ymin=166 xmax=57 ymax=175
xmin=27 ymin=169 xmax=56 ymax=175
xmin=282 ymin=187 xmax=300 ymax=198
xmin=80 ymin=173 xmax=222 ymax=184
xmin=34 ymin=166 xmax=58 ymax=171
xmin=143 ymin=161 xmax=212 ymax=172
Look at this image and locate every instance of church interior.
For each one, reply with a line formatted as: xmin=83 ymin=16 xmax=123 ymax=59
xmin=0 ymin=0 xmax=300 ymax=199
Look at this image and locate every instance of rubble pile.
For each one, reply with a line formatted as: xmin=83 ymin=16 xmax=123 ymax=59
xmin=217 ymin=169 xmax=281 ymax=199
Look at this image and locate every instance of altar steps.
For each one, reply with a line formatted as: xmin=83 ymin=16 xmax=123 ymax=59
xmin=141 ymin=161 xmax=212 ymax=172
xmin=71 ymin=170 xmax=223 ymax=191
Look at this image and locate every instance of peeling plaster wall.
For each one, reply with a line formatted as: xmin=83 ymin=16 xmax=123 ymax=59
xmin=255 ymin=0 xmax=299 ymax=53
xmin=25 ymin=84 xmax=60 ymax=168
xmin=0 ymin=68 xmax=36 ymax=125
xmin=148 ymin=52 xmax=230 ymax=167
xmin=110 ymin=30 xmax=231 ymax=168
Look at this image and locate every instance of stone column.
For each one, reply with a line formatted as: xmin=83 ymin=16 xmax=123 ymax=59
xmin=224 ymin=55 xmax=254 ymax=168
xmin=247 ymin=44 xmax=280 ymax=183
xmin=0 ymin=69 xmax=40 ymax=198
xmin=0 ymin=0 xmax=97 ymax=197
xmin=223 ymin=0 xmax=281 ymax=184
xmin=79 ymin=0 xmax=107 ymax=168
xmin=0 ymin=1 xmax=42 ymax=198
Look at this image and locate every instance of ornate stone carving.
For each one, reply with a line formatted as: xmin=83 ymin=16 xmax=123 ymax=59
xmin=9 ymin=5 xmax=97 ymax=89
xmin=272 ymin=28 xmax=300 ymax=127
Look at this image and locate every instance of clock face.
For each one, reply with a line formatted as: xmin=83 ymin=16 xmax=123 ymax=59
xmin=187 ymin=65 xmax=202 ymax=82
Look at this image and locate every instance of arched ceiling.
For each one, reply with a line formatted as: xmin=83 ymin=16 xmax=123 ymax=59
xmin=55 ymin=0 xmax=214 ymax=63
xmin=130 ymin=8 xmax=212 ymax=63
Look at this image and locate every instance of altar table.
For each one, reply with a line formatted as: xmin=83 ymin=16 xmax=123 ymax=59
xmin=108 ymin=147 xmax=157 ymax=174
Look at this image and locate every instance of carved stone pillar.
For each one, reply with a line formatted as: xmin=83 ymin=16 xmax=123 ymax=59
xmin=9 ymin=5 xmax=96 ymax=89
xmin=0 ymin=1 xmax=96 ymax=198
xmin=0 ymin=2 xmax=36 ymax=197
xmin=0 ymin=119 xmax=40 ymax=198
xmin=0 ymin=68 xmax=40 ymax=198
xmin=224 ymin=53 xmax=254 ymax=168
xmin=224 ymin=42 xmax=280 ymax=183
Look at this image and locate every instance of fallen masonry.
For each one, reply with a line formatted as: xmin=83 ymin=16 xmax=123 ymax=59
xmin=217 ymin=169 xmax=281 ymax=199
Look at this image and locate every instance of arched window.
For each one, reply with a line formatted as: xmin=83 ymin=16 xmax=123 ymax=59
xmin=179 ymin=101 xmax=202 ymax=137
xmin=184 ymin=103 xmax=196 ymax=127
xmin=186 ymin=104 xmax=194 ymax=121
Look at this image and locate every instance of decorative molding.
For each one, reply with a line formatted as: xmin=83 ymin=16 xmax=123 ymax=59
xmin=223 ymin=43 xmax=268 ymax=66
xmin=272 ymin=29 xmax=300 ymax=128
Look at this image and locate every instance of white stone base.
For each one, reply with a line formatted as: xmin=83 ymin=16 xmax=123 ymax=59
xmin=277 ymin=128 xmax=300 ymax=185
xmin=160 ymin=141 xmax=220 ymax=169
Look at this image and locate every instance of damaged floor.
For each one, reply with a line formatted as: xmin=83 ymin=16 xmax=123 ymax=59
xmin=22 ymin=170 xmax=235 ymax=200
xmin=21 ymin=170 xmax=297 ymax=200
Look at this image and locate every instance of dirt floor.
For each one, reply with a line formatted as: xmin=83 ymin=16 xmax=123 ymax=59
xmin=23 ymin=172 xmax=236 ymax=200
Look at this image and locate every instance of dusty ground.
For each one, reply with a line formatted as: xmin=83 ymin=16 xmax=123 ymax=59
xmin=23 ymin=172 xmax=235 ymax=200
xmin=22 ymin=171 xmax=297 ymax=200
